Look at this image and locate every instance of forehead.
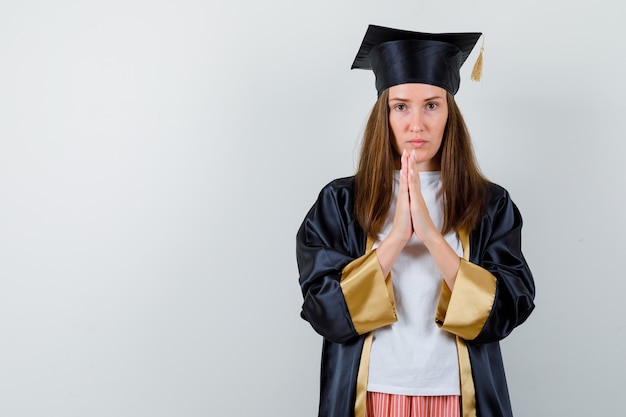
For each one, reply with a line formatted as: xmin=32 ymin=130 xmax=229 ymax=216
xmin=388 ymin=83 xmax=447 ymax=99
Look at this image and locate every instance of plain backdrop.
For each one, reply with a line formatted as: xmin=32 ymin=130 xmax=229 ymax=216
xmin=1 ymin=1 xmax=625 ymax=416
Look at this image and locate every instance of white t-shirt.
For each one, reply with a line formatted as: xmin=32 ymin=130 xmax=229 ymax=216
xmin=367 ymin=171 xmax=463 ymax=396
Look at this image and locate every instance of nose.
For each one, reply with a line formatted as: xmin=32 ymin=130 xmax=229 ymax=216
xmin=410 ymin=111 xmax=423 ymax=133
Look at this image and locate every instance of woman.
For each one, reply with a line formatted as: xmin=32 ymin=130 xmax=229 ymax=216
xmin=296 ymin=25 xmax=535 ymax=417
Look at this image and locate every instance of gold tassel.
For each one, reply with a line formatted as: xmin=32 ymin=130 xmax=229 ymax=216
xmin=470 ymin=35 xmax=484 ymax=82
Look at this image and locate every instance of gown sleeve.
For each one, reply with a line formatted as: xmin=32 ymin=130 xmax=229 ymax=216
xmin=296 ymin=178 xmax=397 ymax=344
xmin=436 ymin=184 xmax=535 ymax=343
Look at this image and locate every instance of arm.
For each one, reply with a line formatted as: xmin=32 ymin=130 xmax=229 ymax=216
xmin=435 ymin=186 xmax=535 ymax=343
xmin=376 ymin=150 xmax=414 ymax=277
xmin=296 ymin=179 xmax=397 ymax=344
xmin=406 ymin=150 xmax=461 ymax=289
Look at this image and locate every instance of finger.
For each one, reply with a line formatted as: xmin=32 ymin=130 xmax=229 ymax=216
xmin=400 ymin=151 xmax=410 ymax=192
xmin=409 ymin=170 xmax=424 ymax=207
xmin=391 ymin=152 xmax=413 ymax=242
xmin=408 ymin=159 xmax=421 ymax=197
xmin=408 ymin=168 xmax=420 ymax=205
xmin=400 ymin=150 xmax=407 ymax=174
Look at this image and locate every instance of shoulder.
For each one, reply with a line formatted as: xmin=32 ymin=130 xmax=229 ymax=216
xmin=312 ymin=176 xmax=357 ymax=219
xmin=467 ymin=182 xmax=527 ymax=261
xmin=481 ymin=181 xmax=523 ymax=227
xmin=314 ymin=176 xmax=357 ymax=208
xmin=484 ymin=182 xmax=517 ymax=210
xmin=298 ymin=175 xmax=363 ymax=245
xmin=485 ymin=181 xmax=510 ymax=201
xmin=319 ymin=176 xmax=356 ymax=195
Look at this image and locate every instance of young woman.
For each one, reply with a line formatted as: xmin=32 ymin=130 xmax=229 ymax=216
xmin=296 ymin=25 xmax=535 ymax=417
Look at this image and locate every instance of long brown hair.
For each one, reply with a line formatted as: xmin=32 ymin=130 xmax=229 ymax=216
xmin=354 ymin=90 xmax=488 ymax=237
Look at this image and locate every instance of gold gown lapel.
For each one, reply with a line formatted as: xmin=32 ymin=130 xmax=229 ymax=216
xmin=354 ymin=237 xmax=376 ymax=417
xmin=457 ymin=229 xmax=477 ymax=417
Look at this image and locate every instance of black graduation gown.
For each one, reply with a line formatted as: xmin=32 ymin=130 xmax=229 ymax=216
xmin=296 ymin=176 xmax=535 ymax=417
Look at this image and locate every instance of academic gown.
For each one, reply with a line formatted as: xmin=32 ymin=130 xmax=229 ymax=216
xmin=296 ymin=176 xmax=535 ymax=417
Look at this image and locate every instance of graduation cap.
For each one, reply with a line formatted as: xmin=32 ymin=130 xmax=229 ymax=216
xmin=351 ymin=25 xmax=483 ymax=96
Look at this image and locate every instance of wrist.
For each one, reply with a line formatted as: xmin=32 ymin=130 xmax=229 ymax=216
xmin=388 ymin=228 xmax=411 ymax=248
xmin=376 ymin=233 xmax=407 ymax=278
xmin=420 ymin=227 xmax=443 ymax=247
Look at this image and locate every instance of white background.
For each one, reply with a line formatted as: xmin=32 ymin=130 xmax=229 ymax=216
xmin=1 ymin=1 xmax=625 ymax=416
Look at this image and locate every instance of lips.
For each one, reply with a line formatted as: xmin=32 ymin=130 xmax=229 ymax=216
xmin=408 ymin=139 xmax=426 ymax=148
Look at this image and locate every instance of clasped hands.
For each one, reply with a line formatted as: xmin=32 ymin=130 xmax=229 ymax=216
xmin=390 ymin=149 xmax=439 ymax=247
xmin=375 ymin=150 xmax=460 ymax=287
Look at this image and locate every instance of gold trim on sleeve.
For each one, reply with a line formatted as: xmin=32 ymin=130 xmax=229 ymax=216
xmin=442 ymin=260 xmax=496 ymax=339
xmin=436 ymin=230 xmax=497 ymax=340
xmin=340 ymin=239 xmax=397 ymax=335
xmin=435 ymin=280 xmax=452 ymax=326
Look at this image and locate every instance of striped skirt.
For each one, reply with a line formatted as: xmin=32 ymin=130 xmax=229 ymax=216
xmin=366 ymin=392 xmax=460 ymax=417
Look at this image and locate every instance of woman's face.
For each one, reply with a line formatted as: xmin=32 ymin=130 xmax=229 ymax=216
xmin=388 ymin=83 xmax=448 ymax=171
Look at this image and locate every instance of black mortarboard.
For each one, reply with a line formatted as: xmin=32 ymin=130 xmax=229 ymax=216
xmin=351 ymin=25 xmax=483 ymax=96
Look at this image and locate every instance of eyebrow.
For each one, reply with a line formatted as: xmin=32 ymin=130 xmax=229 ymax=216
xmin=388 ymin=95 xmax=445 ymax=102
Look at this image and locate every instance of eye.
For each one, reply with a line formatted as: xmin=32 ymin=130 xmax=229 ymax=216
xmin=393 ymin=103 xmax=407 ymax=111
xmin=426 ymin=102 xmax=438 ymax=111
